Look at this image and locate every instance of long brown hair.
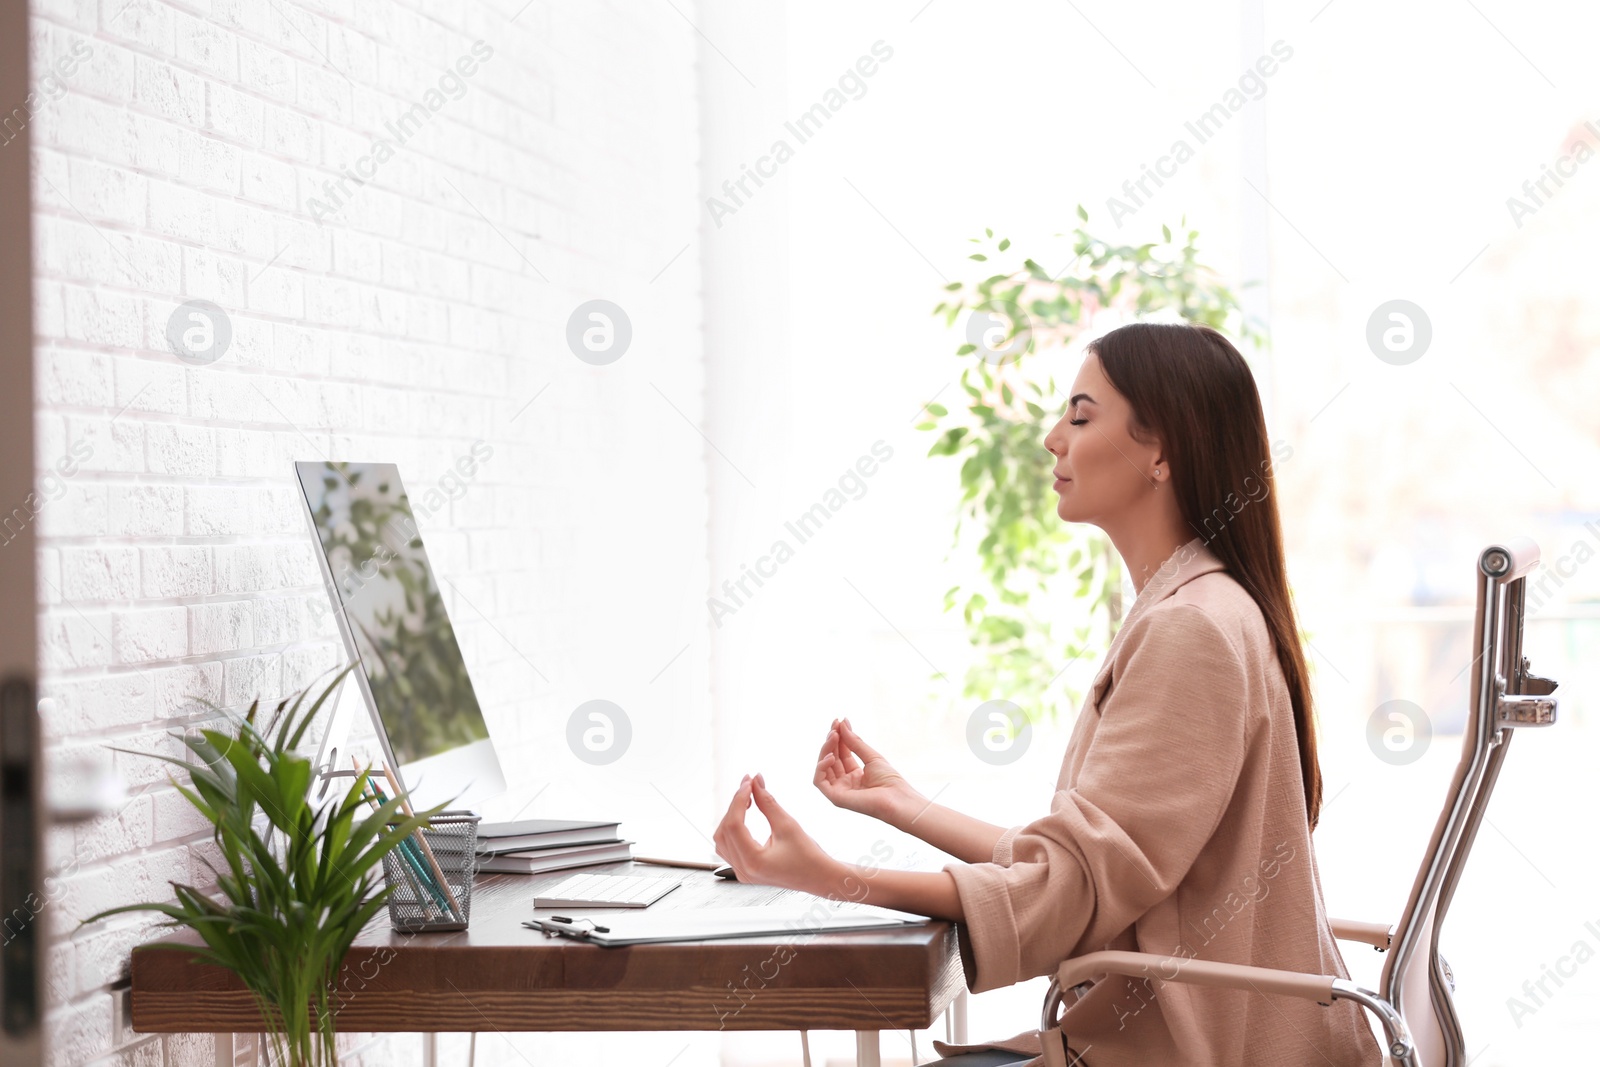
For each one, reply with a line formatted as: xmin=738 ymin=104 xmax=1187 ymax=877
xmin=1086 ymin=321 xmax=1323 ymax=831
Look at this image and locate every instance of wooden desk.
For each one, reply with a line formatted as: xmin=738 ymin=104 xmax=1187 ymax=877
xmin=130 ymin=862 xmax=968 ymax=1066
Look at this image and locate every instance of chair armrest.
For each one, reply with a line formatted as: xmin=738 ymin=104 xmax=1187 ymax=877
xmin=1330 ymin=917 xmax=1393 ymax=949
xmin=1048 ymin=950 xmax=1415 ymax=1065
xmin=1056 ymin=949 xmax=1338 ymax=1004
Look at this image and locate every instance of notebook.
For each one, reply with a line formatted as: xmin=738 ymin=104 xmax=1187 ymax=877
xmin=476 ymin=818 xmax=622 ymax=853
xmin=477 ymin=835 xmax=625 ymax=858
xmin=523 ymin=902 xmax=928 ymax=946
xmin=475 ymin=840 xmax=633 ymax=874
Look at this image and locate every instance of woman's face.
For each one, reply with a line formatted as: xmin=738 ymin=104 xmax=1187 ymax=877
xmin=1042 ymin=352 xmax=1163 ymax=526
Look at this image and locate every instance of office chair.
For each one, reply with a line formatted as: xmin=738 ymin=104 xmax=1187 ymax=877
xmin=1032 ymin=538 xmax=1561 ymax=1067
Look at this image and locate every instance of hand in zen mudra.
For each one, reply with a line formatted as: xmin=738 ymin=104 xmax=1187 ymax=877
xmin=711 ymin=773 xmax=837 ymax=898
xmin=711 ymin=718 xmax=973 ymax=921
xmin=813 ymin=717 xmax=920 ymax=823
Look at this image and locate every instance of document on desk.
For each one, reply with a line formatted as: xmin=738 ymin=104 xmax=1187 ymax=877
xmin=524 ymin=901 xmax=929 ymax=946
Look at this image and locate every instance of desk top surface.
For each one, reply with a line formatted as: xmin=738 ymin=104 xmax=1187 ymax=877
xmin=130 ymin=861 xmax=966 ymax=1033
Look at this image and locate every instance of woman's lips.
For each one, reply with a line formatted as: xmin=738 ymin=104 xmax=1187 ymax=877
xmin=1053 ymin=476 xmax=1071 ymax=490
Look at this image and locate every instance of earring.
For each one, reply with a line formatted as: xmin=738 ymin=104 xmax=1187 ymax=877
xmin=1153 ymin=467 xmax=1161 ymax=478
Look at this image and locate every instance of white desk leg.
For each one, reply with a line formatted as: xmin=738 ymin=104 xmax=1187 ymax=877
xmin=422 ymin=1032 xmax=437 ymax=1067
xmin=214 ymin=1034 xmax=259 ymax=1067
xmin=953 ymin=988 xmax=969 ymax=1044
xmin=855 ymin=1030 xmax=882 ymax=1067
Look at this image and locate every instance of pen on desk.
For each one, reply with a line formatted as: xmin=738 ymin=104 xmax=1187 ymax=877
xmin=632 ymin=856 xmax=721 ymax=871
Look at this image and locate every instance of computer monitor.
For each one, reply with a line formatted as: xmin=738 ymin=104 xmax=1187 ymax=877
xmin=293 ymin=460 xmax=505 ymax=811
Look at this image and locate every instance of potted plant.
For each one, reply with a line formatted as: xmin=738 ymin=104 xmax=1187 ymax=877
xmin=85 ymin=666 xmax=443 ymax=1067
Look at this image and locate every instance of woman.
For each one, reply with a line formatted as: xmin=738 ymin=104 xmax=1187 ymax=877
xmin=712 ymin=322 xmax=1383 ymax=1066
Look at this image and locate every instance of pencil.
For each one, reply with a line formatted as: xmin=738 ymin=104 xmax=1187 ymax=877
xmin=379 ymin=761 xmax=465 ymax=922
xmin=369 ymin=776 xmax=453 ymax=916
xmin=352 ymin=757 xmax=440 ymax=920
xmin=633 ymin=856 xmax=721 ymax=871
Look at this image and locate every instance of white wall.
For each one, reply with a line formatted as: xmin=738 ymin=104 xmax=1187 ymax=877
xmin=27 ymin=1 xmax=711 ymax=1064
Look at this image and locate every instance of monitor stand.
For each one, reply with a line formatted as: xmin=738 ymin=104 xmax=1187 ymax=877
xmin=311 ymin=671 xmax=381 ymax=803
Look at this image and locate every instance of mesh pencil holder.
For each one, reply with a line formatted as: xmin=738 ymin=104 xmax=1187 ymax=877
xmin=380 ymin=809 xmax=481 ymax=933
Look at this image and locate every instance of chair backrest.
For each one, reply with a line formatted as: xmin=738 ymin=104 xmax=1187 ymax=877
xmin=1376 ymin=538 xmax=1559 ymax=1067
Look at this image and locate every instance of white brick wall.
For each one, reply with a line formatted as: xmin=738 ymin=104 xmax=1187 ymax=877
xmin=28 ymin=1 xmax=710 ymax=1064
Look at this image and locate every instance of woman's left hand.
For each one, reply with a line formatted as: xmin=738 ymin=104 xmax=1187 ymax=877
xmin=713 ymin=773 xmax=842 ymax=895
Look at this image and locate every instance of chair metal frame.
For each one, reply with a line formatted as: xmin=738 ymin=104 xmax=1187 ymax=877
xmin=1034 ymin=538 xmax=1561 ymax=1067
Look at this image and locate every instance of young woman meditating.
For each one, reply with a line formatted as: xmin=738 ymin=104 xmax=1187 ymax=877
xmin=712 ymin=321 xmax=1382 ymax=1066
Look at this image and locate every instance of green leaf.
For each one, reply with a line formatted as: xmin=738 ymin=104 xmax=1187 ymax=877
xmin=927 ymin=426 xmax=970 ymax=456
xmin=82 ymin=667 xmax=447 ymax=1064
xmin=926 ymin=402 xmax=947 ymax=416
xmin=998 ymin=238 xmax=1010 ymax=251
xmin=969 ymin=253 xmax=987 ymax=261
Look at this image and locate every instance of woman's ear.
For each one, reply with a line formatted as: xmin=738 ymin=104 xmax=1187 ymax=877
xmin=1124 ymin=419 xmax=1165 ymax=480
xmin=1150 ymin=442 xmax=1170 ymax=481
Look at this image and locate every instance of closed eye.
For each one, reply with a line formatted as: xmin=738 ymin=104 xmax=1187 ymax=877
xmin=1068 ymin=417 xmax=1086 ymax=426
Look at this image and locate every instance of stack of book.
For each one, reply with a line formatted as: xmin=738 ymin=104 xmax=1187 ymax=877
xmin=474 ymin=818 xmax=630 ymax=874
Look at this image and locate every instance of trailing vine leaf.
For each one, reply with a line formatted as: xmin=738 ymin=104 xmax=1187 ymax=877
xmin=923 ymin=207 xmax=1267 ymax=724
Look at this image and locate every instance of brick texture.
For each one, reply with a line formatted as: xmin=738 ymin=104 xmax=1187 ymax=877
xmin=29 ymin=1 xmax=709 ymax=1063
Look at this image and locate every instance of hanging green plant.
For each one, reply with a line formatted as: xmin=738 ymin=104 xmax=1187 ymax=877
xmin=922 ymin=205 xmax=1268 ymax=723
xmin=84 ymin=666 xmax=444 ymax=1067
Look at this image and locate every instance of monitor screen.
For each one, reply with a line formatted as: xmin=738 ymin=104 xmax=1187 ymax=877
xmin=294 ymin=460 xmax=505 ymax=810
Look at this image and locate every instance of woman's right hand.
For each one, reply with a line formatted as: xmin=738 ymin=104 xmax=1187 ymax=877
xmin=813 ymin=718 xmax=921 ymax=825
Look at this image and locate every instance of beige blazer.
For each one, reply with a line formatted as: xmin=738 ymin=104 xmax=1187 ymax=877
xmin=937 ymin=536 xmax=1382 ymax=1066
